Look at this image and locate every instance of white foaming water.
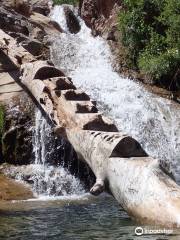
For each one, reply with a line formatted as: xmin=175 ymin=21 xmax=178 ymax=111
xmin=4 ymin=109 xmax=85 ymax=199
xmin=32 ymin=109 xmax=85 ymax=197
xmin=34 ymin=110 xmax=47 ymax=165
xmin=51 ymin=6 xmax=180 ymax=183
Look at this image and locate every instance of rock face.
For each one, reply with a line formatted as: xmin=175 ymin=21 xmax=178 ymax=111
xmin=79 ymin=0 xmax=121 ymax=38
xmin=2 ymin=93 xmax=35 ymax=165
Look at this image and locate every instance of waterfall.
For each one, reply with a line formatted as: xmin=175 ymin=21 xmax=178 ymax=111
xmin=4 ymin=109 xmax=85 ymax=199
xmin=34 ymin=110 xmax=47 ymax=166
xmin=51 ymin=5 xmax=180 ymax=183
xmin=32 ymin=109 xmax=85 ymax=198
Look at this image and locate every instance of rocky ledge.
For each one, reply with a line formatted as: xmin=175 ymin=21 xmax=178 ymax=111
xmin=0 ymin=172 xmax=33 ymax=201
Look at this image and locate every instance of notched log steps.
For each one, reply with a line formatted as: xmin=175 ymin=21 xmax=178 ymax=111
xmin=1 ymin=28 xmax=180 ymax=227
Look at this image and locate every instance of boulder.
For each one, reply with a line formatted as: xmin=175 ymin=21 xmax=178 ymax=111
xmin=0 ymin=173 xmax=33 ymax=201
xmin=64 ymin=6 xmax=81 ymax=34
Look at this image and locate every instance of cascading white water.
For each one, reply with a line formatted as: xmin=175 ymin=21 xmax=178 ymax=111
xmin=4 ymin=109 xmax=85 ymax=199
xmin=51 ymin=5 xmax=180 ymax=183
xmin=34 ymin=110 xmax=47 ymax=165
xmin=32 ymin=109 xmax=85 ymax=197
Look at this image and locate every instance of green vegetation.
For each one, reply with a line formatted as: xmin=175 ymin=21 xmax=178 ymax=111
xmin=53 ymin=0 xmax=78 ymax=5
xmin=118 ymin=0 xmax=180 ymax=90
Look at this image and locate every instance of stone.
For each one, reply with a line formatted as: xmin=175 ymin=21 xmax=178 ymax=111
xmin=64 ymin=6 xmax=81 ymax=34
xmin=30 ymin=12 xmax=62 ymax=35
xmin=31 ymin=0 xmax=51 ymax=16
xmin=12 ymin=0 xmax=32 ymax=17
xmin=0 ymin=173 xmax=33 ymax=201
xmin=2 ymin=93 xmax=35 ymax=165
xmin=79 ymin=0 xmax=121 ymax=36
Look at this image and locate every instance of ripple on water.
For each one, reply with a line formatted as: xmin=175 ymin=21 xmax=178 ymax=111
xmin=1 ymin=195 xmax=178 ymax=240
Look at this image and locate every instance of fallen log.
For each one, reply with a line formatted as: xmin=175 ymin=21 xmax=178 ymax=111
xmin=0 ymin=29 xmax=35 ymax=67
xmin=19 ymin=60 xmax=180 ymax=227
xmin=0 ymin=28 xmax=180 ymax=227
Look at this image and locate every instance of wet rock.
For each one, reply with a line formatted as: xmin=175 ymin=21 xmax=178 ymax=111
xmin=64 ymin=6 xmax=81 ymax=34
xmin=2 ymin=93 xmax=35 ymax=165
xmin=0 ymin=173 xmax=33 ymax=200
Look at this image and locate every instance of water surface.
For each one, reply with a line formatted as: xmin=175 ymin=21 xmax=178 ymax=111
xmin=0 ymin=195 xmax=178 ymax=240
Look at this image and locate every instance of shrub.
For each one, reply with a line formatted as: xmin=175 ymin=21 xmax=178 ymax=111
xmin=53 ymin=0 xmax=78 ymax=5
xmin=118 ymin=0 xmax=180 ymax=90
